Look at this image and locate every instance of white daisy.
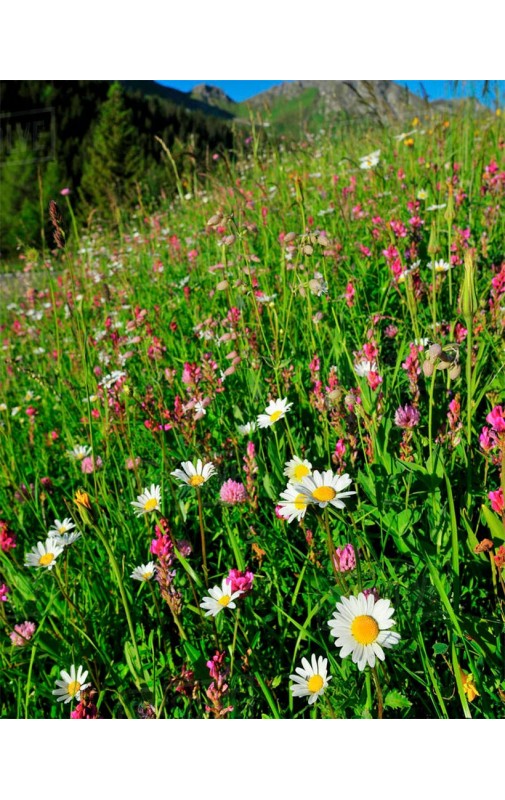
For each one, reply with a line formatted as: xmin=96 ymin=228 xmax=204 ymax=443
xmin=359 ymin=150 xmax=380 ymax=169
xmin=283 ymin=456 xmax=312 ymax=483
xmin=53 ymin=664 xmax=90 ymax=703
xmin=131 ymin=562 xmax=157 ymax=582
xmin=59 ymin=531 xmax=82 ymax=547
xmin=257 ymin=397 xmax=293 ymax=429
xmin=328 ymin=592 xmax=401 ymax=671
xmin=416 ymin=189 xmax=428 ymax=200
xmin=99 ymin=370 xmax=126 ymax=389
xmin=290 ymin=654 xmax=332 ymax=705
xmin=199 ymin=578 xmax=243 ymax=617
xmin=24 ymin=538 xmax=65 ymax=570
xmin=295 ymin=470 xmax=355 ymax=510
xmin=237 ymin=421 xmax=257 ymax=436
xmin=171 ymin=459 xmax=216 ymax=488
xmin=427 ymin=259 xmax=452 ymax=273
xmin=67 ymin=445 xmax=92 ymax=461
xmin=131 ymin=484 xmax=162 ymax=516
xmin=48 ymin=517 xmax=76 ymax=536
xmin=277 ymin=484 xmax=309 ymax=523
xmin=354 ymin=360 xmax=377 ymax=377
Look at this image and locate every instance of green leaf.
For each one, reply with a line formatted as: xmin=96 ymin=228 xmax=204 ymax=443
xmin=433 ymin=642 xmax=449 ymax=655
xmin=481 ymin=505 xmax=505 ymax=542
xmin=384 ymin=690 xmax=412 ymax=710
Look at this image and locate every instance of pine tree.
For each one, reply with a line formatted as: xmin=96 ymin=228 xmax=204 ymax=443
xmin=80 ymin=82 xmax=142 ymax=219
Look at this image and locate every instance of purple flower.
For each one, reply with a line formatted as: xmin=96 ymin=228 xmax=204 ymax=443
xmin=220 ymin=479 xmax=248 ymax=505
xmin=394 ymin=404 xmax=420 ymax=429
xmin=227 ymin=568 xmax=254 ymax=596
xmin=10 ymin=621 xmax=36 ymax=646
xmin=333 ymin=544 xmax=356 ymax=572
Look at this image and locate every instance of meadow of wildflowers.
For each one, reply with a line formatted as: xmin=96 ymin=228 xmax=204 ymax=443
xmin=0 ymin=108 xmax=504 ymax=720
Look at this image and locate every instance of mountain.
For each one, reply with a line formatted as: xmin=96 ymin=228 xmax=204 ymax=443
xmin=243 ymin=80 xmax=426 ymax=129
xmin=120 ymin=80 xmax=235 ymax=119
xmin=190 ymin=84 xmax=236 ymax=109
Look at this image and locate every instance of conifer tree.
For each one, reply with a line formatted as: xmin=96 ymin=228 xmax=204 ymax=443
xmin=81 ymin=82 xmax=142 ymax=219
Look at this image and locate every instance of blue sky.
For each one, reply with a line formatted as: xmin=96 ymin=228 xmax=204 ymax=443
xmin=156 ymin=80 xmax=503 ymax=105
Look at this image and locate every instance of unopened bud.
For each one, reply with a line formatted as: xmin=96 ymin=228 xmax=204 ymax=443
xmin=461 ymin=249 xmax=478 ymax=320
xmin=428 ymin=343 xmax=442 ymax=360
xmin=423 ymin=360 xmax=435 ymax=377
xmin=284 ymin=232 xmax=297 ymax=244
xmin=448 ymin=363 xmax=461 ymax=380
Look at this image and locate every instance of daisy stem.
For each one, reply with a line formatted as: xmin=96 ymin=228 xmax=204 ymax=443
xmin=196 ymin=488 xmax=208 ymax=587
xmin=91 ymin=523 xmax=142 ymax=674
xmin=371 ymin=666 xmax=384 ymax=719
xmin=53 ymin=565 xmax=88 ymax=631
xmin=229 ymin=607 xmax=240 ymax=678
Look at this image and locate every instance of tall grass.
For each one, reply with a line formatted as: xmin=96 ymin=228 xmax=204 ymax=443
xmin=0 ymin=107 xmax=504 ymax=719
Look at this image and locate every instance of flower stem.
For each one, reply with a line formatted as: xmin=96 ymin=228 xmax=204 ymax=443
xmin=371 ymin=666 xmax=384 ymax=719
xmin=92 ymin=523 xmax=142 ymax=678
xmin=197 ymin=488 xmax=208 ymax=587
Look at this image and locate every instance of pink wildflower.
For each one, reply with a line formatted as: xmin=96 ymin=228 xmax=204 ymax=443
xmin=394 ymin=405 xmax=420 ymax=429
xmin=220 ymin=479 xmax=248 ymax=505
xmin=9 ymin=621 xmax=36 ymax=646
xmin=70 ymin=688 xmax=99 ymax=719
xmin=345 ymin=282 xmax=355 ymax=307
xmin=125 ymin=456 xmax=141 ymax=470
xmin=488 ymin=488 xmax=504 ymax=515
xmin=494 ymin=546 xmax=505 ymax=569
xmin=486 ymin=406 xmax=505 ymax=432
xmin=205 ymin=651 xmax=233 ymax=719
xmin=81 ymin=456 xmax=102 ymax=474
xmin=0 ymin=521 xmax=16 ymax=553
xmin=362 ymin=588 xmax=380 ymax=602
xmin=0 ymin=583 xmax=10 ymax=602
xmin=367 ymin=371 xmax=383 ymax=391
xmin=479 ymin=426 xmax=497 ymax=452
xmin=227 ymin=568 xmax=254 ymax=596
xmin=333 ymin=544 xmax=356 ymax=572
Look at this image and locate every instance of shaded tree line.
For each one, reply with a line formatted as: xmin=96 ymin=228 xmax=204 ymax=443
xmin=0 ymin=80 xmax=235 ymax=258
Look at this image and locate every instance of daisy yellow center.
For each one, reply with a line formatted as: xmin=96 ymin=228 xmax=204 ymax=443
xmin=294 ymin=493 xmax=308 ymax=510
xmin=39 ymin=553 xmax=54 ymax=566
xmin=312 ymin=485 xmax=336 ymax=502
xmin=269 ymin=410 xmax=282 ymax=423
xmin=189 ymin=475 xmax=205 ymax=487
xmin=143 ymin=572 xmax=153 ymax=580
xmin=218 ymin=594 xmax=231 ymax=606
xmin=68 ymin=680 xmax=81 ymax=697
xmin=307 ymin=674 xmax=324 ymax=693
xmin=293 ymin=464 xmax=310 ymax=480
xmin=59 ymin=526 xmax=66 ymax=534
xmin=143 ymin=498 xmax=158 ymax=511
xmin=351 ymin=614 xmax=379 ymax=644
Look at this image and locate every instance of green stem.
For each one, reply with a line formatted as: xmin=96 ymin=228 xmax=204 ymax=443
xmin=371 ymin=665 xmax=384 ymax=719
xmin=197 ymin=488 xmax=208 ymax=587
xmin=92 ymin=523 xmax=142 ymax=674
